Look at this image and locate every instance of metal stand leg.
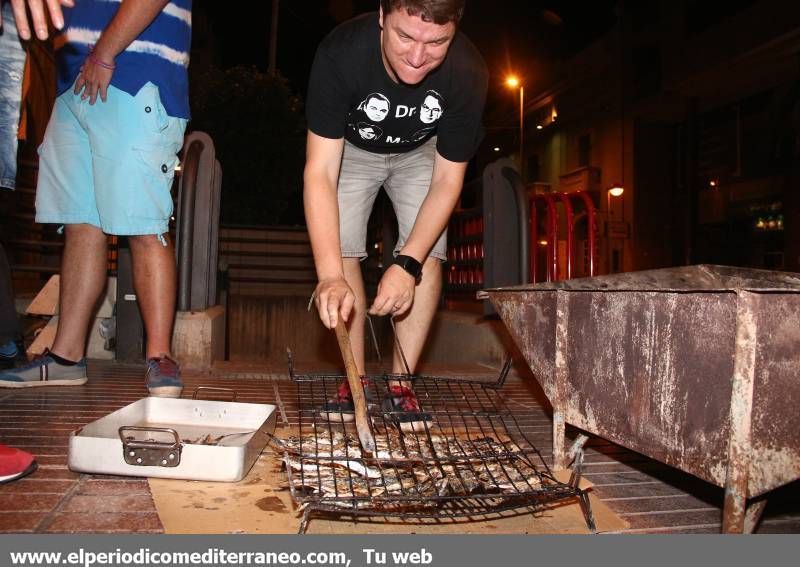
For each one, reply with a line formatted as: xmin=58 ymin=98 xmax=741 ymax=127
xmin=566 ymin=434 xmax=596 ymax=533
xmin=722 ymin=292 xmax=758 ymax=534
xmin=568 ymin=435 xmax=589 ymax=488
xmin=298 ymin=506 xmax=313 ymax=534
xmin=722 ymin=487 xmax=747 ymax=534
xmin=567 ymin=434 xmax=590 ymax=485
xmin=578 ymin=490 xmax=597 ymax=534
xmin=552 ymin=410 xmax=567 ymax=470
xmin=744 ymin=498 xmax=768 ymax=534
xmin=556 ymin=432 xmax=595 ymax=533
xmin=553 ymin=291 xmax=570 ymax=471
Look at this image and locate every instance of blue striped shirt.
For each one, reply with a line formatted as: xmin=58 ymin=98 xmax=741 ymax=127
xmin=55 ymin=0 xmax=192 ymax=119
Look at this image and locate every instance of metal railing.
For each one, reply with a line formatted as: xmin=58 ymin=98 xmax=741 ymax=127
xmin=175 ymin=131 xmax=223 ymax=312
xmin=530 ymin=191 xmax=597 ymax=282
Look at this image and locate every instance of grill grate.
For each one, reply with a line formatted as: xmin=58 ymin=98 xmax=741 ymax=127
xmin=276 ymin=354 xmax=596 ymax=533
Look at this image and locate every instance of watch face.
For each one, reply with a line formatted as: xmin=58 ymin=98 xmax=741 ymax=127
xmin=395 ymin=255 xmax=422 ymax=279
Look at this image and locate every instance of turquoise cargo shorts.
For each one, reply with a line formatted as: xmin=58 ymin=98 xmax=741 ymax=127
xmin=35 ymin=81 xmax=187 ymax=236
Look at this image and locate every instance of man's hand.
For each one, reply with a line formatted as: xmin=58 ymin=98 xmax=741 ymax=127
xmin=73 ymin=51 xmax=114 ymax=104
xmin=3 ymin=0 xmax=73 ymax=41
xmin=314 ymin=277 xmax=356 ymax=329
xmin=68 ymin=0 xmax=171 ymax=105
xmin=369 ymin=265 xmax=415 ymax=317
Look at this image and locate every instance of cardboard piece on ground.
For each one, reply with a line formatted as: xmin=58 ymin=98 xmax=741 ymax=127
xmin=149 ymin=430 xmax=628 ymax=534
xmin=25 ymin=315 xmax=113 ymax=359
xmin=27 ymin=315 xmax=58 ymax=356
xmin=26 ymin=275 xmax=59 ymax=315
xmin=24 ymin=275 xmax=116 ymax=318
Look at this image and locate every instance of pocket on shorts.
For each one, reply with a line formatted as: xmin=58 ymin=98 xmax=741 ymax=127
xmin=135 ymin=82 xmax=170 ymax=134
xmin=134 ymin=145 xmax=179 ymax=184
xmin=132 ymin=145 xmax=179 ymax=220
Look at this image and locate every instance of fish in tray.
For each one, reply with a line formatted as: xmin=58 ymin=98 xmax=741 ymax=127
xmin=179 ymin=430 xmax=258 ymax=446
xmin=272 ymin=427 xmax=544 ymax=509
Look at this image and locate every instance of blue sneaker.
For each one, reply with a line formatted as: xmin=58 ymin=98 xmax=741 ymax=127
xmin=0 ymin=351 xmax=87 ymax=388
xmin=0 ymin=340 xmax=17 ymax=356
xmin=145 ymin=355 xmax=183 ymax=398
xmin=0 ymin=340 xmax=19 ymax=370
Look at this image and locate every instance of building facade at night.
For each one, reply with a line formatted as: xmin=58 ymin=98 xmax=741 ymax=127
xmin=488 ymin=0 xmax=800 ymax=277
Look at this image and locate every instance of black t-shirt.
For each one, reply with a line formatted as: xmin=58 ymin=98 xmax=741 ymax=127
xmin=306 ymin=12 xmax=488 ymax=162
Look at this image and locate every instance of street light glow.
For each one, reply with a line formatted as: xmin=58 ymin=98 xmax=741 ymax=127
xmin=504 ymin=74 xmax=524 ymax=177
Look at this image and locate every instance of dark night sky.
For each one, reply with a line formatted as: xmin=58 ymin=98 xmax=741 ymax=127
xmin=198 ymin=0 xmax=618 ymax=106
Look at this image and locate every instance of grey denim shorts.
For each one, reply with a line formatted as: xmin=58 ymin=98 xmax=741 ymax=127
xmin=337 ymin=136 xmax=446 ymax=260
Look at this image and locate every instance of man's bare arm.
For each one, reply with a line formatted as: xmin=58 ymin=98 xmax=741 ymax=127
xmin=74 ymin=0 xmax=171 ymax=104
xmin=304 ymin=132 xmax=352 ymax=329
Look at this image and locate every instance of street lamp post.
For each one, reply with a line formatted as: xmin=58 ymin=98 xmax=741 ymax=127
xmin=268 ymin=0 xmax=279 ymax=76
xmin=505 ymin=76 xmax=524 ymax=180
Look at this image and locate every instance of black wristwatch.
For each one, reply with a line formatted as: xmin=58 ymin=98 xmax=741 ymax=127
xmin=393 ymin=254 xmax=423 ymax=283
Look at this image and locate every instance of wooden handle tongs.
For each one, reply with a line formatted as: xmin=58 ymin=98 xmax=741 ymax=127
xmin=334 ymin=322 xmax=376 ymax=455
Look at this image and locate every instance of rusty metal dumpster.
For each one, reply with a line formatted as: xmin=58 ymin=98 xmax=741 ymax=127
xmin=479 ymin=265 xmax=800 ymax=533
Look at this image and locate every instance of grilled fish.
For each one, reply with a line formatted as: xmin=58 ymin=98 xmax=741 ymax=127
xmin=276 ymin=426 xmax=547 ymax=511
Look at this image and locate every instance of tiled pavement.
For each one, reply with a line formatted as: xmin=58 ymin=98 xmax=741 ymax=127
xmin=0 ymin=363 xmax=163 ymax=533
xmin=1 ymin=359 xmax=798 ymax=534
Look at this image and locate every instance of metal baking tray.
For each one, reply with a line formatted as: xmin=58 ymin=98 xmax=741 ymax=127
xmin=68 ymin=387 xmax=276 ymax=482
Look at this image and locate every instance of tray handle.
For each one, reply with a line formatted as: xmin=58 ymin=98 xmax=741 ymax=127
xmin=119 ymin=426 xmax=182 ymax=468
xmin=192 ymin=386 xmax=238 ymax=402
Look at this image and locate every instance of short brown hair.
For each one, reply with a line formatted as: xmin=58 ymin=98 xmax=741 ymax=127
xmin=380 ymin=0 xmax=465 ymax=25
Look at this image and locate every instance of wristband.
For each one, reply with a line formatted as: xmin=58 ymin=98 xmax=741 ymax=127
xmin=87 ymin=45 xmax=116 ymax=70
xmin=393 ymin=255 xmax=423 ymax=283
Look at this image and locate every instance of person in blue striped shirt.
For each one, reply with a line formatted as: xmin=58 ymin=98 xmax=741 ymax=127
xmin=0 ymin=0 xmax=192 ymax=398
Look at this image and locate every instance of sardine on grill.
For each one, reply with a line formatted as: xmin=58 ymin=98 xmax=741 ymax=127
xmin=276 ymin=424 xmax=549 ymax=513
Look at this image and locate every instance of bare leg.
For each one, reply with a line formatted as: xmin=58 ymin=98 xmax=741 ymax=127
xmin=129 ymin=234 xmax=176 ymax=360
xmin=51 ymin=224 xmax=108 ymax=361
xmin=382 ymin=257 xmax=440 ymax=432
xmin=342 ymin=257 xmax=367 ymax=375
xmin=392 ymin=257 xmax=441 ymax=375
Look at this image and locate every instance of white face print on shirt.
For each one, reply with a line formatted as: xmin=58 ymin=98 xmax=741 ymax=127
xmin=359 ymin=93 xmax=391 ymax=122
xmin=419 ymin=91 xmax=443 ymax=124
xmin=356 ymin=122 xmax=383 ymax=140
